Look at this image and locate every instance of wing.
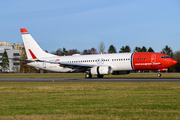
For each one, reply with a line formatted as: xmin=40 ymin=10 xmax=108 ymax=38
xmin=11 ymin=58 xmax=95 ymax=72
xmin=45 ymin=61 xmax=94 ymax=72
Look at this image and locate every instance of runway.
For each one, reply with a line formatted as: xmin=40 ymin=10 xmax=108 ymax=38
xmin=0 ymin=78 xmax=180 ymax=82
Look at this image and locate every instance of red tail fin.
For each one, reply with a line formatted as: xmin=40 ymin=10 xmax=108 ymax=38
xmin=20 ymin=28 xmax=28 ymax=33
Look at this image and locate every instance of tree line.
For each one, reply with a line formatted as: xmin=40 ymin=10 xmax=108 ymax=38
xmin=50 ymin=43 xmax=164 ymax=55
xmin=0 ymin=42 xmax=179 ymax=73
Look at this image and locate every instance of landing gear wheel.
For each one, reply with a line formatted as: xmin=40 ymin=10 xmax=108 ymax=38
xmin=97 ymin=75 xmax=104 ymax=78
xmin=85 ymin=73 xmax=92 ymax=78
xmin=157 ymin=73 xmax=161 ymax=77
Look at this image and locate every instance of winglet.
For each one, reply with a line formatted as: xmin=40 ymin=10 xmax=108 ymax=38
xmin=20 ymin=28 xmax=28 ymax=33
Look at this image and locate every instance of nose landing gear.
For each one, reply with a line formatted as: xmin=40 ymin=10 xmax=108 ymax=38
xmin=157 ymin=72 xmax=161 ymax=77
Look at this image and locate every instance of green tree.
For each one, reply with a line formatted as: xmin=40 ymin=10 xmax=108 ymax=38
xmin=147 ymin=47 xmax=154 ymax=52
xmin=53 ymin=47 xmax=68 ymax=56
xmin=1 ymin=50 xmax=9 ymax=72
xmin=134 ymin=46 xmax=147 ymax=52
xmin=161 ymin=45 xmax=173 ymax=58
xmin=141 ymin=46 xmax=147 ymax=52
xmin=82 ymin=48 xmax=97 ymax=55
xmin=134 ymin=47 xmax=142 ymax=52
xmin=62 ymin=47 xmax=68 ymax=56
xmin=82 ymin=49 xmax=91 ymax=55
xmin=161 ymin=45 xmax=174 ymax=72
xmin=119 ymin=45 xmax=131 ymax=53
xmin=54 ymin=48 xmax=62 ymax=56
xmin=68 ymin=49 xmax=80 ymax=55
xmin=108 ymin=45 xmax=117 ymax=53
xmin=90 ymin=47 xmax=97 ymax=54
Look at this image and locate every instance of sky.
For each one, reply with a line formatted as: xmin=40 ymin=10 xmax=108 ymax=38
xmin=0 ymin=0 xmax=180 ymax=53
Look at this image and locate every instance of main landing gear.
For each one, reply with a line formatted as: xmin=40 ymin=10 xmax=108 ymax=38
xmin=97 ymin=75 xmax=104 ymax=78
xmin=85 ymin=73 xmax=92 ymax=78
xmin=157 ymin=72 xmax=161 ymax=77
xmin=85 ymin=73 xmax=104 ymax=78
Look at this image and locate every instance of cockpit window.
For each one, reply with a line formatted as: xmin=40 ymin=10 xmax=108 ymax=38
xmin=161 ymin=56 xmax=170 ymax=59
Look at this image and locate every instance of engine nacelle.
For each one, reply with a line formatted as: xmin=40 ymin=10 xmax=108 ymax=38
xmin=91 ymin=66 xmax=111 ymax=75
xmin=112 ymin=71 xmax=130 ymax=75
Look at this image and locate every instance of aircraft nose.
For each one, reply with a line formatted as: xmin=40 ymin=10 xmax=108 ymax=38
xmin=169 ymin=58 xmax=177 ymax=66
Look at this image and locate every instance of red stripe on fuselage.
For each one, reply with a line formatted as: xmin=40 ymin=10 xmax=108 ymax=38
xmin=28 ymin=49 xmax=37 ymax=59
xmin=132 ymin=52 xmax=175 ymax=70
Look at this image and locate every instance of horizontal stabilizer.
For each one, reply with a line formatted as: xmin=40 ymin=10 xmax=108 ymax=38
xmin=9 ymin=58 xmax=35 ymax=62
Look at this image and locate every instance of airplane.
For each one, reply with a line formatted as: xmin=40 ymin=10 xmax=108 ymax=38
xmin=19 ymin=28 xmax=177 ymax=78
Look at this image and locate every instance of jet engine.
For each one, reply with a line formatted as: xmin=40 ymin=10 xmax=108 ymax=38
xmin=91 ymin=66 xmax=112 ymax=75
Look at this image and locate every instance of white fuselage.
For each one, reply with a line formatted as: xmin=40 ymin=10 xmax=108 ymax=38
xmin=27 ymin=53 xmax=133 ymax=72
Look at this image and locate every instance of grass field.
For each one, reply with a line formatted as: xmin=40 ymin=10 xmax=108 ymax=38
xmin=0 ymin=73 xmax=180 ymax=78
xmin=0 ymin=82 xmax=180 ymax=120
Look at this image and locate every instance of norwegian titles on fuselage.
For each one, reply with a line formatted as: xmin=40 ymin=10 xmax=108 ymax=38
xmin=20 ymin=28 xmax=177 ymax=78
